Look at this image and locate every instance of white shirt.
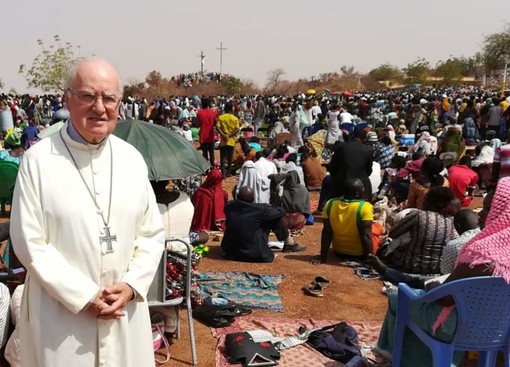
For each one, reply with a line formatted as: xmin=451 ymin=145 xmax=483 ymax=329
xmin=254 ymin=157 xmax=278 ymax=181
xmin=340 ymin=111 xmax=353 ymax=124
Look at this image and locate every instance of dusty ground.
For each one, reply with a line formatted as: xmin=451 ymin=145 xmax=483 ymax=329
xmin=162 ymin=178 xmax=386 ymax=367
xmin=0 ymin=178 xmax=483 ymax=367
xmin=162 ymin=177 xmax=483 ymax=367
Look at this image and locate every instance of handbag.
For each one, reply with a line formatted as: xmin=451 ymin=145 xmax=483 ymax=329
xmin=151 ymin=313 xmax=171 ymax=365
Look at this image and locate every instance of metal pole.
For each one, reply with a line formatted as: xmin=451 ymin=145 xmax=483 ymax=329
xmin=216 ymin=42 xmax=227 ymax=74
xmin=504 ymin=60 xmax=508 ymax=93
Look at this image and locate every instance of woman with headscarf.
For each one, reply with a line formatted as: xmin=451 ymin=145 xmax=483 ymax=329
xmin=414 ymin=131 xmax=433 ymax=156
xmin=376 ymin=178 xmax=510 ymax=366
xmin=405 ymin=157 xmax=448 ymax=210
xmin=235 ymin=160 xmax=270 ymax=204
xmin=281 ymin=171 xmax=310 ymax=215
xmin=437 ymin=127 xmax=465 ymax=168
xmin=0 ymin=130 xmax=25 ymax=165
xmin=191 ymin=168 xmax=228 ymax=232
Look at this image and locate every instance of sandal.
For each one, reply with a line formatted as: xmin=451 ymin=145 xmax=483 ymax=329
xmin=303 ymin=282 xmax=323 ymax=297
xmin=314 ymin=276 xmax=331 ymax=288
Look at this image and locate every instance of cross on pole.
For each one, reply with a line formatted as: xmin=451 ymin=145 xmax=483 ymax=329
xmin=216 ymin=42 xmax=227 ymax=74
xmin=100 ymin=225 xmax=117 ymax=254
xmin=197 ymin=51 xmax=206 ymax=76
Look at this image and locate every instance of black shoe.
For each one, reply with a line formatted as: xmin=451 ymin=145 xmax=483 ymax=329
xmin=282 ymin=244 xmax=307 ymax=253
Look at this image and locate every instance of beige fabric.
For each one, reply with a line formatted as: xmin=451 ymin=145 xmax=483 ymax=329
xmin=5 ymin=285 xmax=23 ymax=367
xmin=10 ymin=124 xmax=165 ymax=367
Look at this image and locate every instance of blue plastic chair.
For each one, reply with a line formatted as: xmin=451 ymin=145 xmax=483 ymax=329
xmin=392 ymin=276 xmax=510 ymax=367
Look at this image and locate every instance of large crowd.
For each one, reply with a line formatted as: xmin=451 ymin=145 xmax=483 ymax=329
xmin=1 ymin=82 xmax=510 ymax=366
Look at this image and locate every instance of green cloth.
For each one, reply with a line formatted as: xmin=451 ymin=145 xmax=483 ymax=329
xmin=191 ymin=127 xmax=199 ymax=141
xmin=377 ymin=289 xmax=462 ymax=367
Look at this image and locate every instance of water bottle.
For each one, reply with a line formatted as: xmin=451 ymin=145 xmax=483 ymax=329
xmin=378 ymin=182 xmax=390 ymax=200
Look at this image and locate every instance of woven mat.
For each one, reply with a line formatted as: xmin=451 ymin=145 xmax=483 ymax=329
xmin=211 ymin=316 xmax=389 ymax=367
xmin=198 ymin=272 xmax=285 ymax=312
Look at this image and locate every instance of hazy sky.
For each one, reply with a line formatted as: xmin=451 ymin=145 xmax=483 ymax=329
xmin=2 ymin=0 xmax=510 ymax=92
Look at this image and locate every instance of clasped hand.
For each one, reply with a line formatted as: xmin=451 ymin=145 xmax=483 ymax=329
xmin=88 ymin=283 xmax=133 ymax=319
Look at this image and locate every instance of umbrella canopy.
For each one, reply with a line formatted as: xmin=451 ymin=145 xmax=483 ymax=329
xmin=38 ymin=121 xmax=64 ymax=139
xmin=37 ymin=119 xmax=210 ymax=180
xmin=306 ymin=89 xmax=317 ymax=95
xmin=113 ymin=119 xmax=210 ymax=180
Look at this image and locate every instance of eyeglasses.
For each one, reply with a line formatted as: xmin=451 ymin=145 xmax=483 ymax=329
xmin=67 ymin=89 xmax=120 ymax=109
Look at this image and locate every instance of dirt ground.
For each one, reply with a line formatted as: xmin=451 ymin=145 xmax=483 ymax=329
xmin=162 ymin=177 xmax=483 ymax=367
xmin=162 ymin=178 xmax=379 ymax=367
xmin=0 ymin=179 xmax=483 ymax=367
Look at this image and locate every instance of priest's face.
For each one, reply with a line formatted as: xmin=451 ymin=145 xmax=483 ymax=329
xmin=65 ymin=59 xmax=122 ymax=144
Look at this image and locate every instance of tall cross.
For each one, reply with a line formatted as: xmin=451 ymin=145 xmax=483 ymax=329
xmin=100 ymin=225 xmax=117 ymax=254
xmin=216 ymin=42 xmax=227 ymax=74
xmin=198 ymin=51 xmax=206 ymax=75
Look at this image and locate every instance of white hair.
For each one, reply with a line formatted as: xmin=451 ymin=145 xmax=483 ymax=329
xmin=63 ymin=57 xmax=122 ymax=95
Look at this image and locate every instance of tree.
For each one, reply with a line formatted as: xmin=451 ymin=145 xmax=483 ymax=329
xmin=369 ymin=63 xmax=403 ymax=82
xmin=0 ymin=78 xmax=3 ymax=90
xmin=266 ymin=68 xmax=286 ymax=89
xmin=434 ymin=57 xmax=464 ymax=85
xmin=403 ymin=58 xmax=431 ymax=84
xmin=222 ymin=76 xmax=243 ymax=95
xmin=482 ymin=24 xmax=510 ymax=72
xmin=144 ymin=71 xmax=168 ymax=98
xmin=19 ymin=35 xmax=80 ymax=92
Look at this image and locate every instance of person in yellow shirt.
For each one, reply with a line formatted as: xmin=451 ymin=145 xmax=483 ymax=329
xmin=499 ymin=96 xmax=509 ymax=112
xmin=216 ymin=101 xmax=240 ymax=176
xmin=312 ymin=178 xmax=373 ymax=264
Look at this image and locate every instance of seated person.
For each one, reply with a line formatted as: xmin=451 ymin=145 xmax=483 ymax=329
xmin=221 ymin=186 xmax=306 ymax=263
xmin=191 ymin=168 xmax=228 ymax=232
xmin=0 ymin=131 xmax=25 ymax=164
xmin=279 ymin=153 xmax=305 ymax=186
xmin=151 ymin=180 xmax=208 ymax=248
xmin=151 ymin=180 xmax=208 ymax=336
xmin=235 ymin=160 xmax=270 ymax=204
xmin=280 ymin=171 xmax=310 ymax=215
xmin=375 ymin=178 xmax=509 ymax=367
xmin=369 ymin=208 xmax=481 ymax=289
xmin=312 ymin=178 xmax=373 ymax=264
xmin=405 ymin=157 xmax=448 ymax=210
xmin=299 ymin=147 xmax=325 ymax=191
xmin=392 ymin=151 xmax=426 ymax=203
xmin=248 ymin=136 xmax=262 ymax=152
xmin=448 ymin=156 xmax=478 ymax=207
xmin=380 ymin=187 xmax=458 ymax=275
xmin=231 ymin=138 xmax=256 ymax=173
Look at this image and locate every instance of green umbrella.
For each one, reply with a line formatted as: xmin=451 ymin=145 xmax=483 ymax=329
xmin=113 ymin=119 xmax=210 ymax=180
xmin=38 ymin=121 xmax=64 ymax=139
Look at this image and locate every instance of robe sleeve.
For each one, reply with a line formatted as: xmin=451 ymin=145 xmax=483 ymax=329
xmin=10 ymin=157 xmax=101 ymax=315
xmin=121 ymin=180 xmax=165 ymax=302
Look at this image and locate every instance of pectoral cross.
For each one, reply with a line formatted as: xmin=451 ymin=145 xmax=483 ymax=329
xmin=100 ymin=226 xmax=117 ymax=254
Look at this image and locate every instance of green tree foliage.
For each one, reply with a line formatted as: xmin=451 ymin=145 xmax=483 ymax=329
xmin=368 ymin=63 xmax=403 ymax=81
xmin=482 ymin=24 xmax=510 ymax=72
xmin=222 ymin=76 xmax=243 ymax=95
xmin=403 ymin=58 xmax=431 ymax=84
xmin=19 ymin=35 xmax=80 ymax=92
xmin=144 ymin=70 xmax=172 ymax=98
xmin=434 ymin=57 xmax=464 ymax=85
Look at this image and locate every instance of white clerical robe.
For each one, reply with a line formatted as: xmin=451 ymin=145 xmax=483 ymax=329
xmin=10 ymin=124 xmax=165 ymax=367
